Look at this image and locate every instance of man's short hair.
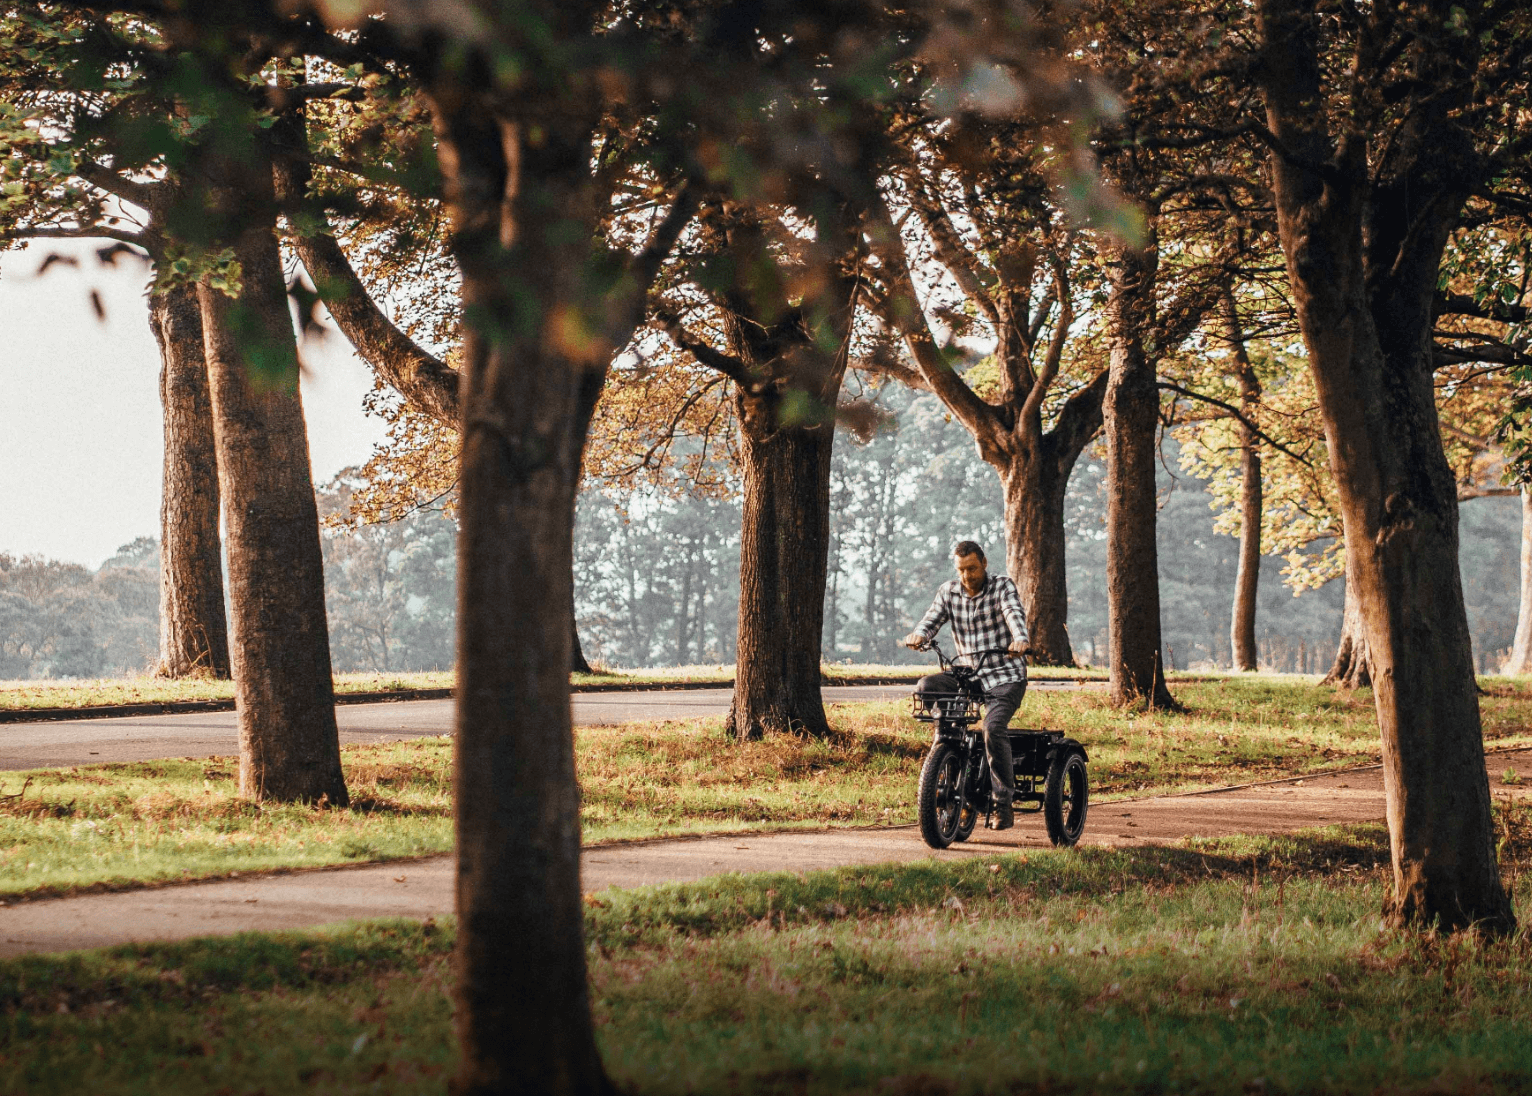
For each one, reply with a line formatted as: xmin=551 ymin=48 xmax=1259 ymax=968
xmin=953 ymin=540 xmax=986 ymax=562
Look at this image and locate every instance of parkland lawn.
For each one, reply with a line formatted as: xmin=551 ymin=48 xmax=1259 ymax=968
xmin=0 ymin=663 xmax=1007 ymax=712
xmin=2 ymin=677 xmax=1530 ymax=900
xmin=4 ymin=819 xmax=1532 ymax=1095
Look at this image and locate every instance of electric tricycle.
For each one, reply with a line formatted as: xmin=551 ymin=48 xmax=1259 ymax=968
xmin=911 ymin=641 xmax=1089 ymax=850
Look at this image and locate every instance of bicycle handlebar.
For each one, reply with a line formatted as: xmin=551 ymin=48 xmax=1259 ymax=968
xmin=918 ymin=639 xmax=1022 ymax=673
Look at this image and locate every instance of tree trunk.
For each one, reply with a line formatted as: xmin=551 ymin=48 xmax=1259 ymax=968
xmin=1258 ymin=0 xmax=1510 ymax=932
xmin=1225 ymin=293 xmax=1262 ymax=672
xmin=151 ymin=281 xmax=230 ymax=679
xmin=728 ymin=407 xmax=838 ymax=740
xmin=197 ymin=157 xmax=347 ymax=806
xmin=1323 ymin=571 xmax=1373 ymax=688
xmin=570 ymin=585 xmax=593 ymax=675
xmin=432 ymin=99 xmax=611 ymax=1095
xmin=1502 ymin=488 xmax=1532 ymax=674
xmin=1001 ymin=447 xmax=1074 ymax=667
xmin=1102 ymin=240 xmax=1176 ymax=709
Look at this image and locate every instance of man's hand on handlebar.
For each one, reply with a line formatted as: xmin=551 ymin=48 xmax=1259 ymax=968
xmin=1007 ymin=639 xmax=1030 ymax=659
xmin=901 ymin=632 xmax=930 ymax=651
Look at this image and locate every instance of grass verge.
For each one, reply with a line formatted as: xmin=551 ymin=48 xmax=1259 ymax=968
xmin=3 ymin=678 xmax=1530 ymax=899
xmin=4 ymin=815 xmax=1532 ymax=1095
xmin=0 ymin=662 xmax=1121 ymax=713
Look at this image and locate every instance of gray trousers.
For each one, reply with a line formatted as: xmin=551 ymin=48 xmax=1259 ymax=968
xmin=916 ymin=674 xmax=1029 ymax=804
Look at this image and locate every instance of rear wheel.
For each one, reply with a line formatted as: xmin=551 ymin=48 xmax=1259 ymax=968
xmin=1043 ymin=751 xmax=1088 ymax=846
xmin=918 ymin=741 xmax=967 ymax=849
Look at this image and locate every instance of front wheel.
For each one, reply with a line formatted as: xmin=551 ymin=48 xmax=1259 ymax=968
xmin=1043 ymin=751 xmax=1089 ymax=847
xmin=917 ymin=741 xmax=968 ymax=849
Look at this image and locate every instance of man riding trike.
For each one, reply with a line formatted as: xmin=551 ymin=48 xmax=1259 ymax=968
xmin=902 ymin=541 xmax=1089 ymax=849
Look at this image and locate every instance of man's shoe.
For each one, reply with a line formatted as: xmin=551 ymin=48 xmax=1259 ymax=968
xmin=990 ymin=800 xmax=1014 ymax=830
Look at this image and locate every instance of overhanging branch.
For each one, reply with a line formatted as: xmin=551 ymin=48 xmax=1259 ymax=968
xmin=1158 ymin=381 xmax=1313 ymax=466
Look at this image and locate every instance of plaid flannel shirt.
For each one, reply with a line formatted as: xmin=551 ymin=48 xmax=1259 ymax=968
xmin=914 ymin=574 xmax=1029 ymax=690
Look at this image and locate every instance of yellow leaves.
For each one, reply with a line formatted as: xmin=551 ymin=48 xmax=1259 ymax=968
xmin=585 ymin=343 xmax=739 ymax=499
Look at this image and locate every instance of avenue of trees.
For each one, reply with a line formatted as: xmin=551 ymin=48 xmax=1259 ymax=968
xmin=3 ymin=0 xmax=1531 ymax=1088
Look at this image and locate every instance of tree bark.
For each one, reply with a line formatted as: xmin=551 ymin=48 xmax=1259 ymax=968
xmin=728 ymin=398 xmax=840 ymax=740
xmin=1224 ymin=292 xmax=1262 ymax=672
xmin=659 ymin=210 xmax=857 ymax=743
xmin=1323 ymin=570 xmax=1373 ymax=688
xmin=1257 ymin=0 xmax=1510 ymax=931
xmin=1000 ymin=431 xmax=1081 ymax=667
xmin=1102 ymin=239 xmax=1176 ymax=708
xmin=1502 ymin=488 xmax=1532 ymax=675
xmin=151 ymin=281 xmax=230 ymax=679
xmin=429 ymin=89 xmax=613 ymax=1094
xmin=197 ymin=152 xmax=347 ymax=806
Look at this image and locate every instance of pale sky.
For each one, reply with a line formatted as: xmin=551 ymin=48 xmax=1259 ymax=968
xmin=0 ymin=241 xmax=390 ymax=568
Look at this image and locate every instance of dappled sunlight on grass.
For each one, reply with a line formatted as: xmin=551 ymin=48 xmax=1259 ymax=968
xmin=5 ymin=817 xmax=1532 ymax=1094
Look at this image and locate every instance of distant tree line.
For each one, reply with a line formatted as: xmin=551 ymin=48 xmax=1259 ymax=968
xmin=0 ymin=480 xmax=457 ymax=680
xmin=15 ymin=401 xmax=1525 ymax=680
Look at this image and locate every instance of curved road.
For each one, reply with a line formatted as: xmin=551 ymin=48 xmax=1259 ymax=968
xmin=0 ymin=681 xmax=1088 ymax=771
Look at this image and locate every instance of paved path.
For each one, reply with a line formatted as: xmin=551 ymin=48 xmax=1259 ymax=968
xmin=2 ymin=749 xmax=1526 ymax=958
xmin=0 ymin=681 xmax=1091 ymax=771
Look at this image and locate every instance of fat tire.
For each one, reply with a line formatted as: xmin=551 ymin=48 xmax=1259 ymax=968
xmin=1043 ymin=751 xmax=1089 ymax=847
xmin=917 ymin=741 xmax=965 ymax=849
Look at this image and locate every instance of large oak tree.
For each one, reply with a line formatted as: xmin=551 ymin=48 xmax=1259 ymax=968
xmin=1249 ymin=0 xmax=1528 ymax=928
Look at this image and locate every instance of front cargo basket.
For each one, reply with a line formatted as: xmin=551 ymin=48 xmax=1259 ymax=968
xmin=911 ymin=691 xmax=982 ymax=722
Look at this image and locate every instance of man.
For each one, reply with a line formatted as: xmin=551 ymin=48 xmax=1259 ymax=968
xmin=901 ymin=540 xmax=1029 ymax=829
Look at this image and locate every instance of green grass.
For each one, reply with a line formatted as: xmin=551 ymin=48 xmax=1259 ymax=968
xmin=0 ymin=661 xmax=1122 ymax=713
xmin=3 ymin=677 xmax=1529 ymax=899
xmin=5 ymin=816 xmax=1532 ymax=1094
xmin=0 ymin=671 xmax=455 ymax=712
xmin=0 ymin=746 xmax=454 ymax=900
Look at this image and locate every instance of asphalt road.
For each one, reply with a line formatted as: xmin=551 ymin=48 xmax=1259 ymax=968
xmin=4 ymin=749 xmax=1526 ymax=957
xmin=0 ymin=683 xmax=1087 ymax=770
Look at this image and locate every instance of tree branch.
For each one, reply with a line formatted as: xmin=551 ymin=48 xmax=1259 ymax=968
xmin=863 ymin=202 xmax=1005 ymax=457
xmin=1019 ymin=264 xmax=1073 ymax=431
xmin=73 ymin=159 xmax=159 ymax=211
xmin=1044 ymin=369 xmax=1109 ymax=475
xmin=652 ymin=310 xmax=754 ymax=388
xmin=273 ymin=109 xmax=460 ymax=428
xmin=0 ymin=225 xmax=149 ymax=248
xmin=1158 ymin=381 xmax=1313 ymax=466
xmin=1433 ymin=341 xmax=1532 ymax=369
xmin=1436 ymin=291 xmax=1531 ymax=325
xmin=896 ymin=169 xmax=1000 ymax=329
xmin=610 ymin=181 xmax=700 ymax=346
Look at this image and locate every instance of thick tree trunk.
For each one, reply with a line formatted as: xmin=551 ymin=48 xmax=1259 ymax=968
xmin=1102 ymin=241 xmax=1176 ymax=709
xmin=1258 ymin=0 xmax=1510 ymax=932
xmin=1502 ymin=488 xmax=1532 ymax=674
xmin=151 ymin=281 xmax=230 ymax=679
xmin=198 ymin=160 xmax=347 ymax=806
xmin=1323 ymin=572 xmax=1373 ymax=688
xmin=1001 ymin=448 xmax=1074 ymax=667
xmin=1225 ymin=294 xmax=1262 ymax=673
xmin=728 ymin=409 xmax=837 ymax=740
xmin=432 ymin=99 xmax=611 ymax=1095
